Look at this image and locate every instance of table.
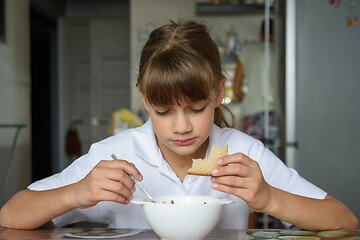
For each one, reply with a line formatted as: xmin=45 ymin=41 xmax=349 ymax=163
xmin=0 ymin=228 xmax=359 ymax=240
xmin=0 ymin=228 xmax=241 ymax=239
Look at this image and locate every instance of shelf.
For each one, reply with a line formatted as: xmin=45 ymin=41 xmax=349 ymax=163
xmin=196 ymin=3 xmax=271 ymax=15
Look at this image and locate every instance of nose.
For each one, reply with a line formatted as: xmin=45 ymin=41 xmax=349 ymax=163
xmin=172 ymin=112 xmax=192 ymax=134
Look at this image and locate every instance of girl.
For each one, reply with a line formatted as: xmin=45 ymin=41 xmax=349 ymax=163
xmin=0 ymin=20 xmax=357 ymax=230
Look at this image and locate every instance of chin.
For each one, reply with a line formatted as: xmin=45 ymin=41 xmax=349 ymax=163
xmin=172 ymin=143 xmax=205 ymax=157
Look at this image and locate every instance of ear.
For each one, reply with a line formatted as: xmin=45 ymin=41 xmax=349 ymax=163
xmin=141 ymin=95 xmax=150 ymax=111
xmin=216 ymin=78 xmax=225 ymax=107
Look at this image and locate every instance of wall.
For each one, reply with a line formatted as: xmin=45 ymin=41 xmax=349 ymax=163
xmin=0 ymin=0 xmax=31 ymax=207
xmin=65 ymin=0 xmax=129 ymax=18
xmin=130 ymin=0 xmax=265 ymax=112
xmin=295 ymin=0 xmax=360 ymax=220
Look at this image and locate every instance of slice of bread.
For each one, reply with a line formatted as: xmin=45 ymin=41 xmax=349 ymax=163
xmin=187 ymin=145 xmax=228 ymax=176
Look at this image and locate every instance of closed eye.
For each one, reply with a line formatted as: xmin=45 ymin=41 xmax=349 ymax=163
xmin=155 ymin=110 xmax=169 ymax=116
xmin=191 ymin=106 xmax=206 ymax=113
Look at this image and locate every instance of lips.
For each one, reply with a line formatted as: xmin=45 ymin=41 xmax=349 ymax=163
xmin=172 ymin=137 xmax=196 ymax=146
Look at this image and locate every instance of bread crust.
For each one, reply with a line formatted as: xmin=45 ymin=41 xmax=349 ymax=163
xmin=188 ymin=172 xmax=212 ymax=176
xmin=187 ymin=145 xmax=228 ymax=176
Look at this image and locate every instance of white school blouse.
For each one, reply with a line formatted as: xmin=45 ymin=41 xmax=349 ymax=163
xmin=28 ymin=120 xmax=327 ymax=229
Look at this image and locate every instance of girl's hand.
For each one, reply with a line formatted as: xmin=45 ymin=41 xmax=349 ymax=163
xmin=211 ymin=153 xmax=272 ymax=213
xmin=71 ymin=160 xmax=143 ymax=209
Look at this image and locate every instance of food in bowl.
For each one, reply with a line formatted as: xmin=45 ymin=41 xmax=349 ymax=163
xmin=187 ymin=145 xmax=228 ymax=176
xmin=131 ymin=195 xmax=234 ymax=240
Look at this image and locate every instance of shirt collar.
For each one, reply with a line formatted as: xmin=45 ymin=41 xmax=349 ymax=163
xmin=207 ymin=124 xmax=225 ymax=157
xmin=133 ymin=120 xmax=163 ymax=167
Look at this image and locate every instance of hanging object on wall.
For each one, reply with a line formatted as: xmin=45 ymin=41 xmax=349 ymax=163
xmin=330 ymin=0 xmax=340 ymax=7
xmin=345 ymin=16 xmax=357 ymax=26
xmin=346 ymin=0 xmax=357 ymax=8
xmin=329 ymin=0 xmax=358 ymax=27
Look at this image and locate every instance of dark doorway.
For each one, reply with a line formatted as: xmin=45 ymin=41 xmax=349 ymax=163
xmin=30 ymin=8 xmax=57 ymax=181
xmin=0 ymin=0 xmax=5 ymax=42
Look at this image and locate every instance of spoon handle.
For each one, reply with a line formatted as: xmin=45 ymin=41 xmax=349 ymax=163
xmin=111 ymin=154 xmax=156 ymax=203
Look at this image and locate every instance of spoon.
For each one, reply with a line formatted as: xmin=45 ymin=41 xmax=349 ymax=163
xmin=111 ymin=154 xmax=156 ymax=203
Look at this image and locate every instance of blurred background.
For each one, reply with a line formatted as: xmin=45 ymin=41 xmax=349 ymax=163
xmin=0 ymin=0 xmax=359 ymax=228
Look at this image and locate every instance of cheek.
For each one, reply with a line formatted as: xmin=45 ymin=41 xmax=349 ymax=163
xmin=150 ymin=116 xmax=168 ymax=138
xmin=151 ymin=116 xmax=161 ymax=130
xmin=196 ymin=110 xmax=215 ymax=133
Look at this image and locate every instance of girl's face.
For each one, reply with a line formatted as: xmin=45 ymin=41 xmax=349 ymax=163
xmin=142 ymin=80 xmax=224 ymax=158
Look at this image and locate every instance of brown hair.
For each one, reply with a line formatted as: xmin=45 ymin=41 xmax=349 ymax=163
xmin=136 ymin=20 xmax=234 ymax=128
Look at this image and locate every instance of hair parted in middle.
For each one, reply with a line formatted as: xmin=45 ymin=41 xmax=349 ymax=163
xmin=137 ymin=19 xmax=235 ymax=128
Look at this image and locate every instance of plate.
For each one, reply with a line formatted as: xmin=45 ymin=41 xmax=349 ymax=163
xmin=280 ymin=230 xmax=316 ymax=236
xmin=252 ymin=231 xmax=280 ymax=238
xmin=65 ymin=228 xmax=144 ymax=239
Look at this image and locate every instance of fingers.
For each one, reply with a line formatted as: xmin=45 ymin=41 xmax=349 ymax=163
xmin=99 ymin=159 xmax=143 ymax=181
xmin=100 ymin=177 xmax=135 ymax=202
xmin=210 ymin=153 xmax=261 ymax=194
xmin=102 ymin=167 xmax=136 ymax=191
xmin=86 ymin=159 xmax=143 ymax=205
xmin=212 ymin=162 xmax=248 ymax=178
xmin=211 ymin=175 xmax=249 ymax=189
xmin=211 ymin=180 xmax=244 ymax=196
xmin=217 ymin=152 xmax=254 ymax=167
xmin=209 ymin=152 xmax=273 ymax=212
xmin=84 ymin=184 xmax=132 ymax=204
xmin=214 ymin=153 xmax=261 ymax=176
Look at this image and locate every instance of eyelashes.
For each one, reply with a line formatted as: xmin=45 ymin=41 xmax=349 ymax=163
xmin=155 ymin=106 xmax=206 ymax=116
xmin=155 ymin=110 xmax=169 ymax=116
xmin=191 ymin=106 xmax=206 ymax=113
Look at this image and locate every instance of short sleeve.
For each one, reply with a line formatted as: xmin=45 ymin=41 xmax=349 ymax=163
xmin=27 ymin=146 xmax=104 ymax=227
xmin=256 ymin=147 xmax=327 ymax=200
xmin=254 ymin=146 xmax=327 ymax=228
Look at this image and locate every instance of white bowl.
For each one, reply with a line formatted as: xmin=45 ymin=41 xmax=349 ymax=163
xmin=131 ymin=195 xmax=234 ymax=240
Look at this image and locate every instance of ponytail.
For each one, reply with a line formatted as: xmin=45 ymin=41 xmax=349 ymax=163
xmin=214 ymin=104 xmax=236 ymax=128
